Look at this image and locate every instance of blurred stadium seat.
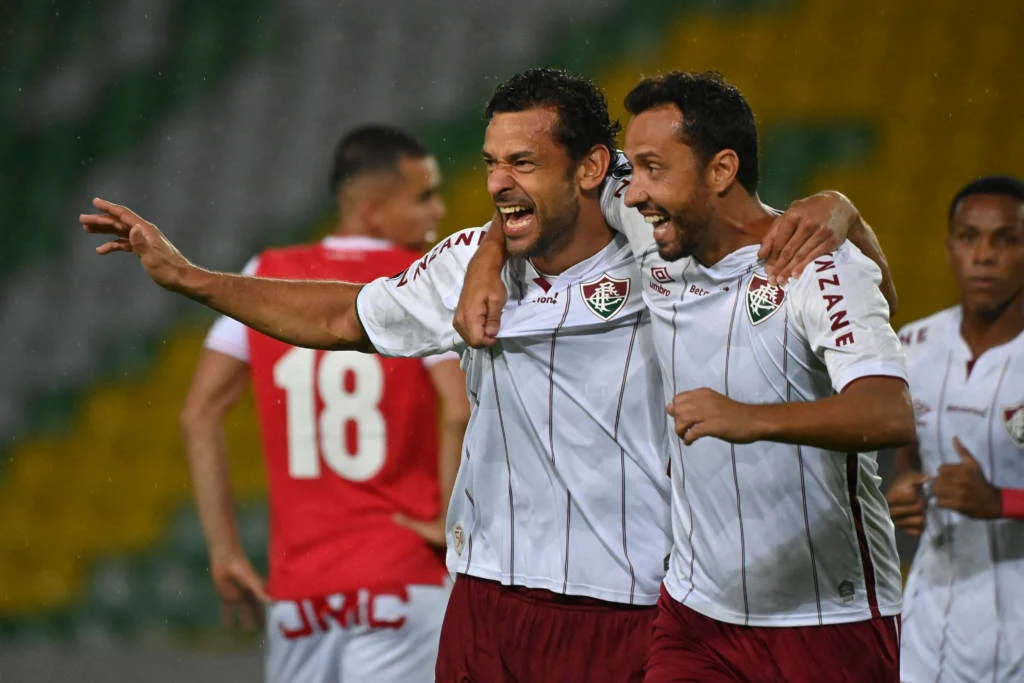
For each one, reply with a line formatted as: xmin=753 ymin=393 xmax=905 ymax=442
xmin=1 ymin=0 xmax=1022 ymax=660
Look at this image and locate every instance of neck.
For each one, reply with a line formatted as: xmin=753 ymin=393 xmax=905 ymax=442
xmin=960 ymin=293 xmax=1024 ymax=357
xmin=333 ymin=215 xmax=374 ymax=239
xmin=531 ymin=199 xmax=614 ymax=275
xmin=694 ymin=189 xmax=773 ymax=266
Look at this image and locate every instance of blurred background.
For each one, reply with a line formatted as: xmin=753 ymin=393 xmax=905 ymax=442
xmin=0 ymin=0 xmax=1021 ymax=680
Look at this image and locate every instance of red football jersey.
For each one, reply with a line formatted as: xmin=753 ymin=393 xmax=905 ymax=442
xmin=246 ymin=237 xmax=448 ymax=599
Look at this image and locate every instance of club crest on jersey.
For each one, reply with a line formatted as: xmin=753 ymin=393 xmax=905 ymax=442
xmin=452 ymin=524 xmax=466 ymax=557
xmin=746 ymin=274 xmax=785 ymax=325
xmin=1004 ymin=405 xmax=1024 ymax=449
xmin=581 ymin=274 xmax=630 ymax=321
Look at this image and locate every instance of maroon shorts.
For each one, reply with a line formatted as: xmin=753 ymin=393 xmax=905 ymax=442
xmin=436 ymin=574 xmax=656 ymax=683
xmin=645 ymin=587 xmax=899 ymax=683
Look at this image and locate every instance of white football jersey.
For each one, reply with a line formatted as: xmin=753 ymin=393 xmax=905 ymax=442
xmin=357 ymin=226 xmax=673 ymax=605
xmin=898 ymin=307 xmax=1024 ymax=682
xmin=601 ymin=163 xmax=905 ymax=627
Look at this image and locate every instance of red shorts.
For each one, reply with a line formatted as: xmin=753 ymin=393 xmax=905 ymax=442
xmin=436 ymin=574 xmax=656 ymax=683
xmin=645 ymin=587 xmax=899 ymax=683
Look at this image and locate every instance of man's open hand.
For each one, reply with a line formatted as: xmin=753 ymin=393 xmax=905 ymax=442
xmin=81 ymin=197 xmax=194 ymax=291
xmin=210 ymin=551 xmax=270 ymax=632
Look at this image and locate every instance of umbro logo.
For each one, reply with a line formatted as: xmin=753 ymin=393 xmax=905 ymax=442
xmin=651 ymin=266 xmax=673 ymax=284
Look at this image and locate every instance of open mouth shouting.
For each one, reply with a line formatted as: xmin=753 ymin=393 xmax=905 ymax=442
xmin=498 ymin=203 xmax=536 ymax=237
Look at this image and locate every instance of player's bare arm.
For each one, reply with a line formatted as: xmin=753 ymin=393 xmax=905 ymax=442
xmin=452 ymin=216 xmax=507 ymax=348
xmin=394 ymin=358 xmax=470 ymax=546
xmin=932 ymin=437 xmax=1003 ymax=519
xmin=180 ymin=347 xmax=270 ymax=630
xmin=886 ymin=443 xmax=929 ymax=536
xmin=846 ymin=216 xmax=897 ymax=316
xmin=668 ymin=376 xmax=915 ymax=451
xmin=81 ymin=198 xmax=373 ymax=352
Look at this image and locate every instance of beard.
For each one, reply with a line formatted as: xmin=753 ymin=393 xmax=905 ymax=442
xmin=504 ymin=176 xmax=581 ymax=262
xmin=656 ymin=187 xmax=715 ymax=262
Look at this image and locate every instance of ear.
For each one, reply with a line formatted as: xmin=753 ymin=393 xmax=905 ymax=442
xmin=577 ymin=144 xmax=612 ymax=193
xmin=705 ymin=149 xmax=740 ymax=195
xmin=359 ymin=195 xmax=383 ymax=232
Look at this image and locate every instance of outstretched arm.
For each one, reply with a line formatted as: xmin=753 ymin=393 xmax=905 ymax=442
xmin=668 ymin=376 xmax=915 ymax=451
xmin=81 ymin=198 xmax=373 ymax=351
xmin=180 ymin=347 xmax=269 ymax=629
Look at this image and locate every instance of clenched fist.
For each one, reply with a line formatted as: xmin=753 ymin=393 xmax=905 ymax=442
xmin=667 ymin=388 xmax=762 ymax=445
xmin=886 ymin=470 xmax=930 ymax=536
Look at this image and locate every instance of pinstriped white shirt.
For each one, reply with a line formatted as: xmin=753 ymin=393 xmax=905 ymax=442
xmin=601 ymin=162 xmax=905 ymax=626
xmin=898 ymin=307 xmax=1024 ymax=682
xmin=357 ymin=226 xmax=673 ymax=605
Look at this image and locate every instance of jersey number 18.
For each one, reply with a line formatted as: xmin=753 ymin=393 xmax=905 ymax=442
xmin=273 ymin=348 xmax=386 ymax=481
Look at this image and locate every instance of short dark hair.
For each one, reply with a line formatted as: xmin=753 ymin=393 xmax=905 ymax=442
xmin=329 ymin=124 xmax=429 ymax=195
xmin=948 ymin=175 xmax=1024 ymax=222
xmin=485 ymin=67 xmax=621 ymax=161
xmin=624 ymin=71 xmax=759 ymax=193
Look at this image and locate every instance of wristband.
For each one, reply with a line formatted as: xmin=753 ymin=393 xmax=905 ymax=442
xmin=1001 ymin=488 xmax=1024 ymax=520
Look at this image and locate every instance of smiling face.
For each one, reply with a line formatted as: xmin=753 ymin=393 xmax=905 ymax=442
xmin=946 ymin=192 xmax=1024 ymax=317
xmin=482 ymin=108 xmax=583 ymax=260
xmin=622 ymin=103 xmax=715 ymax=262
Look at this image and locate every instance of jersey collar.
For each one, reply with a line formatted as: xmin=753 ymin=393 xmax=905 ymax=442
xmin=321 ymin=235 xmax=395 ymax=251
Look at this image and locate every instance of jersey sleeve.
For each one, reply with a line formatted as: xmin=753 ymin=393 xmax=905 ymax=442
xmin=203 ymin=256 xmax=261 ymax=362
xmin=356 ymin=228 xmax=484 ymax=358
xmin=791 ymin=244 xmax=907 ymax=392
xmin=599 ymin=154 xmax=655 ymax=259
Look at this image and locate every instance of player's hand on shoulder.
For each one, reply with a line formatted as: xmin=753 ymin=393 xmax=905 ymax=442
xmin=453 ymin=238 xmax=507 ymax=348
xmin=667 ymin=388 xmax=763 ymax=446
xmin=210 ymin=550 xmax=270 ymax=631
xmin=81 ymin=197 xmax=195 ymax=291
xmin=933 ymin=437 xmax=1002 ymax=520
xmin=759 ymin=191 xmax=855 ymax=285
xmin=886 ymin=470 xmax=930 ymax=536
xmin=394 ymin=513 xmax=447 ymax=548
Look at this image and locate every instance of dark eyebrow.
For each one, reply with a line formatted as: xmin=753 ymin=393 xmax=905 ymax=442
xmin=959 ymin=222 xmax=1016 ymax=233
xmin=631 ymin=150 xmax=662 ymax=163
xmin=480 ymin=150 xmax=534 ymax=163
xmin=506 ymin=151 xmax=534 ymax=163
